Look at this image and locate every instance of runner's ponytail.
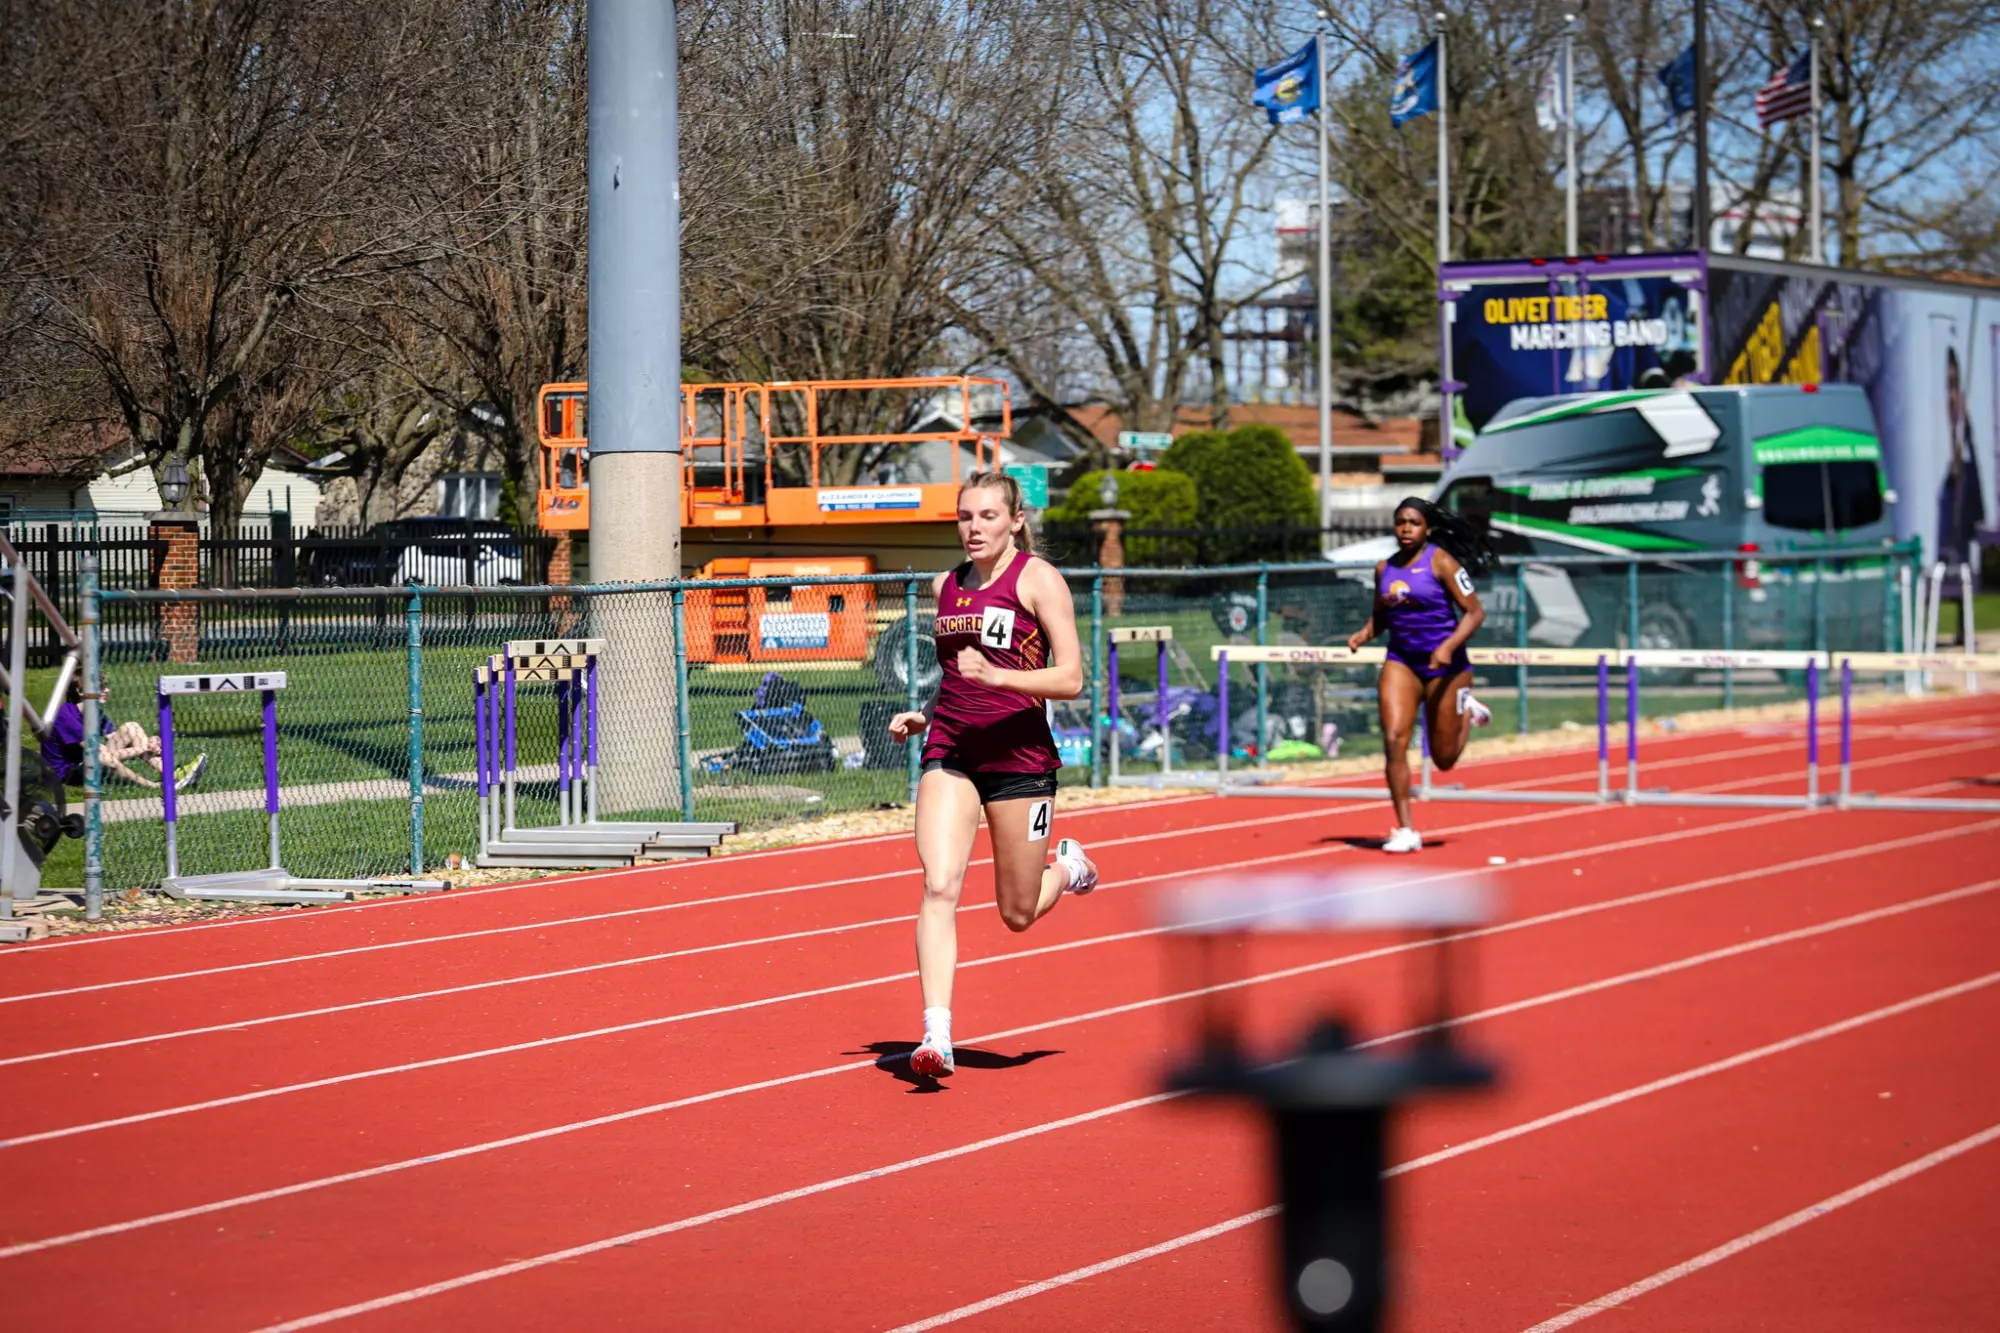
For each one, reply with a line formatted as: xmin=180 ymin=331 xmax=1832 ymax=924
xmin=1396 ymin=495 xmax=1497 ymax=576
xmin=961 ymin=471 xmax=1036 ymax=556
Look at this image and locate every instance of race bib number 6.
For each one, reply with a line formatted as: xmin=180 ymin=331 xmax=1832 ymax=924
xmin=1453 ymin=568 xmax=1476 ymax=598
xmin=980 ymin=606 xmax=1016 ymax=649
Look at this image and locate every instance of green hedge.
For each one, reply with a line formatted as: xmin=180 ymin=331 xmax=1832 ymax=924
xmin=1046 ymin=468 xmax=1199 ymax=566
xmin=1159 ymin=424 xmax=1317 ymax=562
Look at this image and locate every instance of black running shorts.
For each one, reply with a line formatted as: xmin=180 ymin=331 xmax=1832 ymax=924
xmin=921 ymin=759 xmax=1058 ymax=804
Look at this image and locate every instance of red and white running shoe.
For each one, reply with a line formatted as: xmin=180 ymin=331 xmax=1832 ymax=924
xmin=910 ymin=1032 xmax=955 ymax=1077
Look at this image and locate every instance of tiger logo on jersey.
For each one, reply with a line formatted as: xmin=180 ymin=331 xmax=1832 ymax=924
xmin=1386 ymin=579 xmax=1413 ymax=605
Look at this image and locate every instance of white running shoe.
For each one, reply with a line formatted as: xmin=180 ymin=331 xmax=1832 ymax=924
xmin=1056 ymin=838 xmax=1099 ymax=895
xmin=1457 ymin=688 xmax=1493 ymax=728
xmin=910 ymin=1031 xmax=955 ymax=1078
xmin=1382 ymin=826 xmax=1423 ymax=854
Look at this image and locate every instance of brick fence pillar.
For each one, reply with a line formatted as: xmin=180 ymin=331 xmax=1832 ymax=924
xmin=151 ymin=515 xmax=201 ymax=663
xmin=548 ymin=530 xmax=576 ymax=632
xmin=1089 ymin=507 xmax=1130 ymax=618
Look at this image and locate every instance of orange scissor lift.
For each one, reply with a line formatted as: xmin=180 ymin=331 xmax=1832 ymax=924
xmin=536 ymin=376 xmax=1011 ymax=670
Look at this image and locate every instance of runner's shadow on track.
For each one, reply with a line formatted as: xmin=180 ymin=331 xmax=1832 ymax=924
xmin=850 ymin=1041 xmax=1063 ymax=1095
xmin=1326 ymin=835 xmax=1451 ymax=851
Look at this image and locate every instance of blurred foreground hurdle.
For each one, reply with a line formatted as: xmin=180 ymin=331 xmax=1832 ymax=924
xmin=1207 ymin=645 xmax=2000 ymax=815
xmin=1159 ymin=870 xmax=1500 ymax=1329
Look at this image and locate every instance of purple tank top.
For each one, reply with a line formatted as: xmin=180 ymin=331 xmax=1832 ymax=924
xmin=1377 ymin=545 xmax=1459 ymax=655
xmin=923 ymin=552 xmax=1061 ymax=774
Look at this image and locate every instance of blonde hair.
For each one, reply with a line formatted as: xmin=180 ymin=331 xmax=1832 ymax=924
xmin=959 ymin=470 xmax=1035 ymax=555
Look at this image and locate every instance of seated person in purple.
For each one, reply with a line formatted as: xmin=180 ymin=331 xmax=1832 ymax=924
xmin=40 ymin=677 xmax=204 ymax=792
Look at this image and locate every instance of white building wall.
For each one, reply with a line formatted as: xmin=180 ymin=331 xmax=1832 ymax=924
xmin=84 ymin=464 xmax=323 ymax=525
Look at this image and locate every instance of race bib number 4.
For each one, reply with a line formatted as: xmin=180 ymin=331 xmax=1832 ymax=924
xmin=980 ymin=606 xmax=1016 ymax=650
xmin=1453 ymin=568 xmax=1476 ymax=598
xmin=1028 ymin=799 xmax=1052 ymax=841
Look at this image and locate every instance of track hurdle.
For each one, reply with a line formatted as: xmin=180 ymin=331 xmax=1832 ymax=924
xmin=1106 ymin=626 xmax=1180 ymax=788
xmin=1208 ymin=645 xmax=1845 ymax=812
xmin=1831 ymin=651 xmax=2000 ymax=813
xmin=475 ymin=639 xmax=735 ymax=869
xmin=157 ymin=672 xmax=445 ymax=903
xmin=1106 ymin=626 xmax=1279 ymax=790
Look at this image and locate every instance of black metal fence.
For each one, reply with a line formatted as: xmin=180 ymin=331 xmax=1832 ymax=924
xmin=3 ymin=521 xmax=162 ymax=665
xmin=4 ymin=517 xmax=560 ymax=663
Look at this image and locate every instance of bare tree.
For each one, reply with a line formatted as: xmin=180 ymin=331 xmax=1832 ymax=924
xmin=672 ymin=0 xmax=1072 ymax=483
xmin=5 ymin=0 xmax=455 ymax=537
xmin=1722 ymin=0 xmax=2000 ymax=264
xmin=956 ymin=0 xmax=1299 ymax=452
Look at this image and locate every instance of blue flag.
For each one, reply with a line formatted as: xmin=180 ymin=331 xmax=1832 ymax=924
xmin=1658 ymin=44 xmax=1696 ymax=117
xmin=1253 ymin=38 xmax=1319 ymax=125
xmin=1391 ymin=40 xmax=1440 ymax=126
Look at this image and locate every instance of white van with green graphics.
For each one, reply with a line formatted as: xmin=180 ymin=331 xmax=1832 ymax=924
xmin=1446 ymin=383 xmax=1894 ymax=557
xmin=1426 ymin=384 xmax=1897 ymax=652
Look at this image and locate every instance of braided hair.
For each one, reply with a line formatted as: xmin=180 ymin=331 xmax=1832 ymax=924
xmin=1394 ymin=496 xmax=1497 ymax=576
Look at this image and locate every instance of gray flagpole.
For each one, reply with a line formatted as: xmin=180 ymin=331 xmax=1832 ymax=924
xmin=1693 ymin=0 xmax=1711 ymax=248
xmin=1316 ymin=23 xmax=1334 ymax=541
xmin=1436 ymin=13 xmax=1449 ymax=264
xmin=1564 ymin=11 xmax=1578 ymax=254
xmin=1809 ymin=16 xmax=1824 ymax=262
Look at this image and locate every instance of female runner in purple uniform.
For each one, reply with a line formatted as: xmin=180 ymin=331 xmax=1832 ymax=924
xmin=886 ymin=472 xmax=1098 ymax=1077
xmin=1345 ymin=497 xmax=1495 ymax=853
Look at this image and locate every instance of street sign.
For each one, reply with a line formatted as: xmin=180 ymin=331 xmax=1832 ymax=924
xmin=1118 ymin=431 xmax=1174 ymax=452
xmin=1003 ymin=462 xmax=1050 ymax=509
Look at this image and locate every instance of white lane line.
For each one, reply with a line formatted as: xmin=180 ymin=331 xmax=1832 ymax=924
xmin=14 ymin=791 xmax=1987 ymax=1147
xmin=12 ymin=773 xmax=1365 ymax=959
xmin=12 ymin=711 xmax=1812 ymax=959
xmin=0 ymin=827 xmax=1293 ymax=1004
xmin=0 ymin=722 xmax=1895 ymax=984
xmin=8 ymin=854 xmax=1994 ymax=1263
xmin=7 ymin=745 xmax=1988 ymax=1068
xmin=3 ymin=720 xmax=1984 ymax=1012
xmin=12 ymin=793 xmax=1995 ymax=1146
xmin=1516 ymin=1124 xmax=2000 ymax=1331
xmin=0 ymin=794 xmax=1428 ymax=1004
xmin=247 ymin=971 xmax=2000 ymax=1332
xmin=884 ymin=1208 xmax=1282 ymax=1333
xmin=881 ymin=974 xmax=2000 ymax=1333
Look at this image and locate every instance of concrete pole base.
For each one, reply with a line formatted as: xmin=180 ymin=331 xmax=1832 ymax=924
xmin=589 ymin=451 xmax=684 ymax=815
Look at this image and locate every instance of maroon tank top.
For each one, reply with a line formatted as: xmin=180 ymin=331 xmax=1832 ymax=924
xmin=922 ymin=551 xmax=1061 ymax=774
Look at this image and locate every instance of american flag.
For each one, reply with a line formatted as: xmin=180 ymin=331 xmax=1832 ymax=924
xmin=1755 ymin=51 xmax=1815 ymax=126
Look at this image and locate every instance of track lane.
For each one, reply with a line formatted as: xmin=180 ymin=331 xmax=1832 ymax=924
xmin=4 ymin=774 xmax=1993 ymax=1258
xmin=6 ymin=807 xmax=1996 ymax=1327
xmin=211 ymin=872 xmax=2000 ymax=1331
xmin=5 ymin=693 xmax=1982 ymax=990
xmin=8 ymin=754 xmax=1992 ymax=1155
xmin=7 ymin=727 xmax=1993 ymax=1075
xmin=871 ymin=973 xmax=2000 ymax=1333
xmin=1525 ymin=1127 xmax=2000 ymax=1331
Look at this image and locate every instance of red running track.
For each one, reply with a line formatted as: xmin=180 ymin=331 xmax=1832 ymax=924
xmin=2 ymin=696 xmax=1998 ymax=1331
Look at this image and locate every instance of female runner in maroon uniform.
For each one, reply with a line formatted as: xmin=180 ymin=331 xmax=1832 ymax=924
xmin=887 ymin=472 xmax=1099 ymax=1077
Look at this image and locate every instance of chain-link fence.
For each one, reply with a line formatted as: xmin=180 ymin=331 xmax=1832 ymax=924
xmin=47 ymin=543 xmax=1915 ymax=896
